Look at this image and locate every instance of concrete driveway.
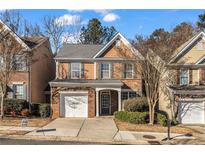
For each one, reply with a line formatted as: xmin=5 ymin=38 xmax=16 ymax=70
xmin=27 ymin=117 xmax=118 ymax=140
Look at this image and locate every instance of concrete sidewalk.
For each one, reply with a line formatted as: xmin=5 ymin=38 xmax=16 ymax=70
xmin=0 ymin=118 xmax=196 ymax=144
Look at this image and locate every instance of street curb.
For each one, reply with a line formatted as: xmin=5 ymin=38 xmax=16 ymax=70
xmin=0 ymin=134 xmax=149 ymax=145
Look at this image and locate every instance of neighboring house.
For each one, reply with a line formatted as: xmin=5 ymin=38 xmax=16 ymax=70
xmin=0 ymin=20 xmax=55 ymax=104
xmin=159 ymin=31 xmax=205 ymax=124
xmin=50 ymin=33 xmax=144 ymax=118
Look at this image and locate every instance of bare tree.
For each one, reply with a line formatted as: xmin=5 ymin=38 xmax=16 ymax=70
xmin=43 ymin=15 xmax=65 ymax=54
xmin=0 ymin=10 xmax=22 ymax=35
xmin=0 ymin=25 xmax=30 ymax=119
xmin=23 ymin=20 xmax=43 ymax=37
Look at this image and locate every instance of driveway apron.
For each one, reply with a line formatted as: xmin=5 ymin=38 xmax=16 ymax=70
xmin=78 ymin=118 xmax=118 ymax=140
xmin=27 ymin=118 xmax=85 ymax=137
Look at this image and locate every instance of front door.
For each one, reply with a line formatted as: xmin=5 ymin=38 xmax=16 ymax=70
xmin=100 ymin=91 xmax=110 ymax=115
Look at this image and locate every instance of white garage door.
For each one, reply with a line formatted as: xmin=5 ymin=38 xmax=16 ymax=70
xmin=179 ymin=101 xmax=205 ymax=124
xmin=60 ymin=94 xmax=88 ymax=117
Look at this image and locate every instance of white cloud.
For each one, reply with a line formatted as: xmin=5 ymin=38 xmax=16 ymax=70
xmin=55 ymin=14 xmax=82 ymax=26
xmin=94 ymin=10 xmax=120 ymax=22
xmin=94 ymin=10 xmax=109 ymax=15
xmin=103 ymin=13 xmax=119 ymax=22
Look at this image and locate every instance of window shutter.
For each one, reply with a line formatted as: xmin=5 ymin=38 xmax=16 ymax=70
xmin=133 ymin=64 xmax=137 ymax=79
xmin=68 ymin=63 xmax=71 ymax=79
xmin=202 ymin=69 xmax=205 ymax=81
xmin=98 ymin=62 xmax=101 ymax=79
xmin=177 ymin=69 xmax=180 ymax=84
xmin=121 ymin=63 xmax=125 ymax=78
xmin=189 ymin=69 xmax=192 ymax=84
xmin=23 ymin=84 xmax=27 ymax=100
xmin=110 ymin=63 xmax=113 ymax=79
xmin=7 ymin=84 xmax=14 ymax=99
xmin=81 ymin=63 xmax=85 ymax=79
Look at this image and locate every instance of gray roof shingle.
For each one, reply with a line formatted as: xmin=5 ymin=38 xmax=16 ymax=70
xmin=55 ymin=44 xmax=104 ymax=59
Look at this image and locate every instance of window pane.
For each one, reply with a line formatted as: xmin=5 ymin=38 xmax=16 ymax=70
xmin=180 ymin=69 xmax=188 ymax=85
xmin=129 ymin=92 xmax=137 ymax=98
xmin=101 ymin=63 xmax=110 ymax=79
xmin=71 ymin=63 xmax=81 ymax=79
xmin=14 ymin=84 xmax=24 ymax=99
xmin=121 ymin=92 xmax=128 ymax=101
xmin=124 ymin=63 xmax=133 ymax=78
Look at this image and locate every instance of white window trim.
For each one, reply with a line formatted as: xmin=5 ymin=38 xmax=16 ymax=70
xmin=71 ymin=62 xmax=82 ymax=79
xmin=101 ymin=63 xmax=111 ymax=79
xmin=13 ymin=84 xmax=24 ymax=99
xmin=124 ymin=63 xmax=134 ymax=79
xmin=180 ymin=69 xmax=189 ymax=85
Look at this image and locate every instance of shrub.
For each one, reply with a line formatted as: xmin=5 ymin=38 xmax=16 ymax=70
xmin=39 ymin=104 xmax=50 ymax=118
xmin=156 ymin=113 xmax=167 ymax=126
xmin=21 ymin=109 xmax=30 ymax=117
xmin=114 ymin=111 xmax=149 ymax=124
xmin=3 ymin=99 xmax=29 ymax=116
xmin=171 ymin=118 xmax=179 ymax=126
xmin=124 ymin=97 xmax=149 ymax=112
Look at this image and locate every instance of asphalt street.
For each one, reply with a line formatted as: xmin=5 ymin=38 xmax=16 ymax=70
xmin=0 ymin=138 xmax=106 ymax=145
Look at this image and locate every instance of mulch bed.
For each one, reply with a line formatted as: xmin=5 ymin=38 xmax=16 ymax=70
xmin=0 ymin=117 xmax=53 ymax=127
xmin=0 ymin=130 xmax=29 ymax=135
xmin=114 ymin=119 xmax=201 ymax=134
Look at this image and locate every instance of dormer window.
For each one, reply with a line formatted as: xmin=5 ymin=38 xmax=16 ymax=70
xmin=115 ymin=39 xmax=121 ymax=48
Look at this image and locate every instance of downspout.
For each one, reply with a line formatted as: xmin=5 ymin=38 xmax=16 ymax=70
xmin=49 ymin=82 xmax=52 ymax=118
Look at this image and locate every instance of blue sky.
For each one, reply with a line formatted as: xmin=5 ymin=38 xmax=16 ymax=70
xmin=15 ymin=9 xmax=205 ymax=39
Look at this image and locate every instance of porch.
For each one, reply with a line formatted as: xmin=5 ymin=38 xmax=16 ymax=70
xmin=95 ymin=88 xmax=122 ymax=116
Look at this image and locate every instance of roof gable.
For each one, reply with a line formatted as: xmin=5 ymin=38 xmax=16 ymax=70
xmin=169 ymin=31 xmax=205 ymax=64
xmin=0 ymin=20 xmax=30 ymax=51
xmin=93 ymin=32 xmax=143 ymax=59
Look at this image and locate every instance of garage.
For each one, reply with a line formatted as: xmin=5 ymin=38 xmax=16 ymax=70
xmin=60 ymin=92 xmax=88 ymax=117
xmin=179 ymin=101 xmax=205 ymax=124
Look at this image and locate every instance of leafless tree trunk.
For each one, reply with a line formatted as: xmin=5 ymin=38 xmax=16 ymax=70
xmin=43 ymin=15 xmax=65 ymax=54
xmin=0 ymin=23 xmax=31 ymax=119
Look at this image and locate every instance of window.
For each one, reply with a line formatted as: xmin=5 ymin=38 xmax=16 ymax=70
xmin=13 ymin=55 xmax=27 ymax=71
xmin=71 ymin=63 xmax=84 ymax=79
xmin=101 ymin=63 xmax=110 ymax=79
xmin=180 ymin=69 xmax=189 ymax=85
xmin=197 ymin=41 xmax=203 ymax=50
xmin=124 ymin=63 xmax=134 ymax=79
xmin=121 ymin=91 xmax=138 ymax=101
xmin=13 ymin=84 xmax=24 ymax=99
xmin=115 ymin=39 xmax=121 ymax=48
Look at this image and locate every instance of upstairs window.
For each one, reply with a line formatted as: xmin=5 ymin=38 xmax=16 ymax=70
xmin=101 ymin=63 xmax=111 ymax=79
xmin=71 ymin=63 xmax=84 ymax=79
xmin=13 ymin=55 xmax=27 ymax=71
xmin=124 ymin=63 xmax=134 ymax=79
xmin=180 ymin=69 xmax=189 ymax=85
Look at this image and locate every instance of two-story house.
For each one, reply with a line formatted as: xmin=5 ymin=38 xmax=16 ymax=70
xmin=0 ymin=20 xmax=55 ymax=104
xmin=50 ymin=33 xmax=144 ymax=118
xmin=159 ymin=31 xmax=205 ymax=124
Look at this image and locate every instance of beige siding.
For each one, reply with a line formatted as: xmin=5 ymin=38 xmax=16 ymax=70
xmin=177 ymin=38 xmax=205 ymax=64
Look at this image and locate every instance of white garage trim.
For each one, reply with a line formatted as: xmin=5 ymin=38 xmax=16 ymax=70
xmin=179 ymin=101 xmax=205 ymax=124
xmin=59 ymin=91 xmax=88 ymax=94
xmin=60 ymin=91 xmax=88 ymax=118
